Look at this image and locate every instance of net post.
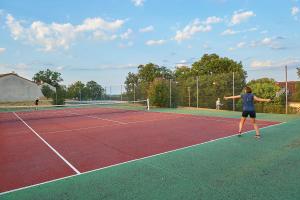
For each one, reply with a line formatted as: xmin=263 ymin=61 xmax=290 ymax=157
xmin=147 ymin=98 xmax=150 ymax=111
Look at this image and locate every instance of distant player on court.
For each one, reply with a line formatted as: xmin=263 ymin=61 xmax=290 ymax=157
xmin=35 ymin=97 xmax=39 ymax=110
xmin=224 ymin=86 xmax=271 ymax=139
xmin=216 ymin=98 xmax=222 ymax=110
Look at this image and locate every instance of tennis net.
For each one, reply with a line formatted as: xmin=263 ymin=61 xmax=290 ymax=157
xmin=0 ymin=99 xmax=150 ymax=113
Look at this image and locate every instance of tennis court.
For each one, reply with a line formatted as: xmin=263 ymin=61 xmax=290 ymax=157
xmin=1 ymin=103 xmax=299 ymax=200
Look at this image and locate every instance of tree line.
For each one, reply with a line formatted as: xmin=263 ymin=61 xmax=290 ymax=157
xmin=34 ymin=69 xmax=105 ymax=104
xmin=124 ymin=54 xmax=300 ymax=113
xmin=125 ymin=54 xmax=247 ymax=109
xmin=33 ymin=54 xmax=300 ymax=113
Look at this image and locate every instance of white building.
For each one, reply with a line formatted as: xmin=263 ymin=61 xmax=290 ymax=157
xmin=0 ymin=72 xmax=44 ymax=102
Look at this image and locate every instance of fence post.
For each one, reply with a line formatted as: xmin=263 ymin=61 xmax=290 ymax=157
xmin=169 ymin=79 xmax=172 ymax=108
xmin=285 ymin=65 xmax=288 ymax=114
xmin=188 ymin=87 xmax=191 ymax=107
xmin=121 ymin=85 xmax=123 ymax=101
xmin=233 ymin=72 xmax=235 ymax=111
xmin=55 ymin=87 xmax=57 ymax=104
xmin=79 ymin=89 xmax=82 ymax=101
xmin=133 ymin=83 xmax=136 ymax=102
xmin=196 ymin=76 xmax=199 ymax=108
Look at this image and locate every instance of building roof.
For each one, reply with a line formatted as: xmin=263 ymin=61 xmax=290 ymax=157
xmin=0 ymin=72 xmax=36 ymax=84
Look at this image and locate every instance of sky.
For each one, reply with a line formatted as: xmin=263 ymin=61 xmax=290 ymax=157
xmin=0 ymin=0 xmax=300 ymax=89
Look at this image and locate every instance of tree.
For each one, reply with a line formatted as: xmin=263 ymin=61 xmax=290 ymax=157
xmin=246 ymin=78 xmax=284 ymax=113
xmin=86 ymin=81 xmax=103 ymax=100
xmin=124 ymin=72 xmax=140 ymax=101
xmin=191 ymin=54 xmax=246 ymax=76
xmin=33 ymin=69 xmax=63 ymax=87
xmin=124 ymin=63 xmax=174 ymax=101
xmin=176 ymin=54 xmax=247 ymax=109
xmin=67 ymin=81 xmax=85 ymax=100
xmin=290 ymin=68 xmax=300 ymax=102
xmin=148 ymin=78 xmax=173 ymax=107
xmin=41 ymin=85 xmax=54 ymax=99
xmin=247 ymin=78 xmax=281 ymax=100
xmin=52 ymin=85 xmax=66 ymax=105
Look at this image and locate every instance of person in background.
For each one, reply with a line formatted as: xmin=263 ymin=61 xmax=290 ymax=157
xmin=224 ymin=86 xmax=271 ymax=139
xmin=35 ymin=97 xmax=39 ymax=110
xmin=216 ymin=98 xmax=222 ymax=110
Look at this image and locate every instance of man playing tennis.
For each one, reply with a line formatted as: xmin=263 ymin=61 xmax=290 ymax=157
xmin=224 ymin=86 xmax=271 ymax=139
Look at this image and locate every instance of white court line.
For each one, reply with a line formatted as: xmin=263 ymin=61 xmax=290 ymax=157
xmin=0 ymin=121 xmax=286 ymax=196
xmin=65 ymin=110 xmax=128 ymax=125
xmin=12 ymin=112 xmax=81 ymax=175
xmin=42 ymin=115 xmax=185 ymax=135
xmin=157 ymin=111 xmax=282 ymax=124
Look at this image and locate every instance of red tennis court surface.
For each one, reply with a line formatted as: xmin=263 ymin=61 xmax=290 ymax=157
xmin=0 ymin=107 xmax=279 ymax=194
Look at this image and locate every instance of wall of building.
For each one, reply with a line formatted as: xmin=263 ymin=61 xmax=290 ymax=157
xmin=0 ymin=74 xmax=44 ymax=102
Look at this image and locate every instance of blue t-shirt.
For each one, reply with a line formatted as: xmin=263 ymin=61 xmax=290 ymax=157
xmin=241 ymin=93 xmax=255 ymax=111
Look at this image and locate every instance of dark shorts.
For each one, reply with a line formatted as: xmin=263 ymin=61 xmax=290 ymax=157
xmin=242 ymin=111 xmax=256 ymax=118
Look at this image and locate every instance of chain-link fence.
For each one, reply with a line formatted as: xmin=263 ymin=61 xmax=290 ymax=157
xmin=125 ymin=66 xmax=299 ymax=114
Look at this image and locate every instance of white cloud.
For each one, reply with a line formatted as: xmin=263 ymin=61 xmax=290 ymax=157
xmin=221 ymin=29 xmax=238 ymax=35
xmin=93 ymin=31 xmax=118 ymax=41
xmin=131 ymin=0 xmax=145 ymax=7
xmin=249 ymin=36 xmax=285 ymax=49
xmin=174 ymin=16 xmax=222 ymax=42
xmin=261 ymin=37 xmax=272 ymax=45
xmin=120 ymin=28 xmax=133 ymax=40
xmin=6 ymin=14 xmax=24 ymax=40
xmin=56 ymin=66 xmax=64 ymax=71
xmin=76 ymin=17 xmax=124 ymax=32
xmin=221 ymin=27 xmax=257 ymax=36
xmin=202 ymin=16 xmax=223 ymax=25
xmin=228 ymin=41 xmax=246 ymax=51
xmin=251 ymin=60 xmax=273 ymax=68
xmin=230 ymin=10 xmax=256 ymax=25
xmin=139 ymin=25 xmax=154 ymax=33
xmin=174 ymin=19 xmax=212 ymax=42
xmin=250 ymin=58 xmax=300 ymax=68
xmin=146 ymin=39 xmax=166 ymax=46
xmin=0 ymin=48 xmax=6 ymax=53
xmin=237 ymin=42 xmax=246 ymax=48
xmin=291 ymin=6 xmax=299 ymax=15
xmin=5 ymin=13 xmax=126 ymax=51
xmin=176 ymin=59 xmax=189 ymax=67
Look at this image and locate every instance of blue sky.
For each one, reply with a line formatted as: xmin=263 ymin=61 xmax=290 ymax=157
xmin=0 ymin=0 xmax=300 ymax=89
